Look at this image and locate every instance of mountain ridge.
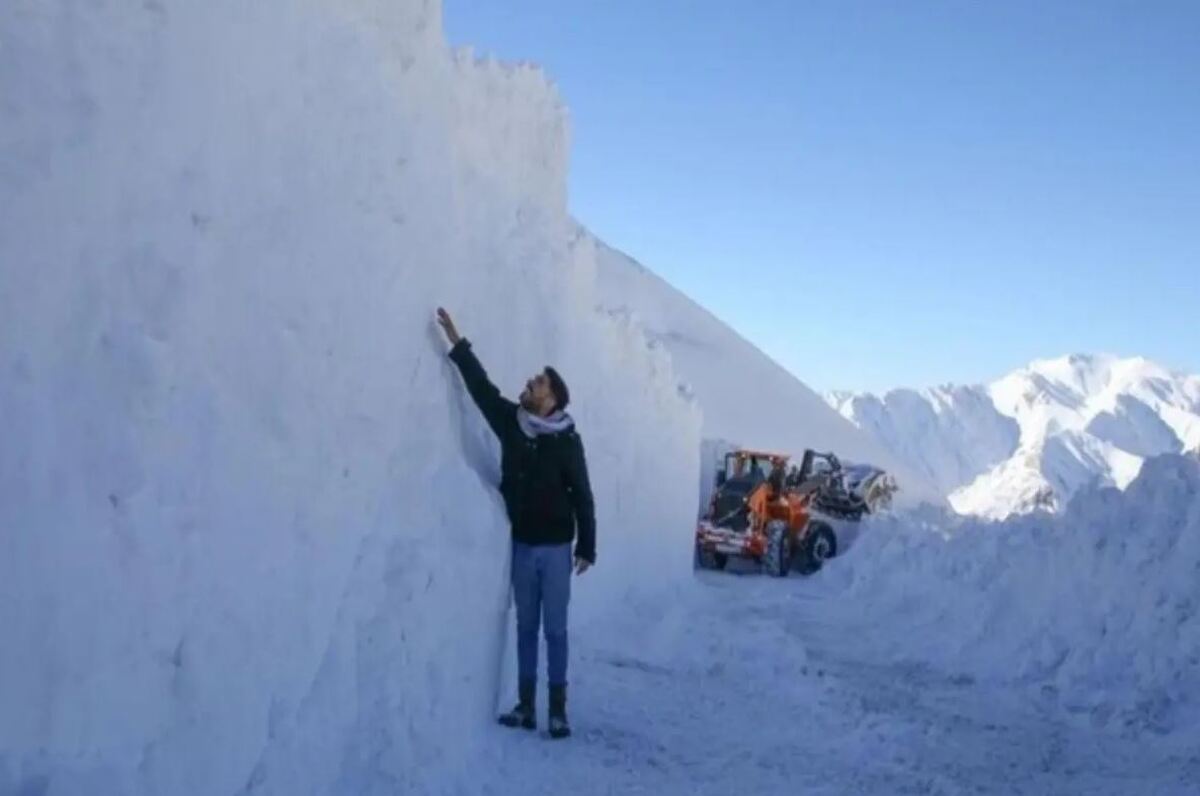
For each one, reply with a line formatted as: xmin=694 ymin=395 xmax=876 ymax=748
xmin=827 ymin=353 xmax=1200 ymax=518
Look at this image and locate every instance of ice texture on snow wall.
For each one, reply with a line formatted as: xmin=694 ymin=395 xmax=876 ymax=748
xmin=0 ymin=2 xmax=698 ymax=794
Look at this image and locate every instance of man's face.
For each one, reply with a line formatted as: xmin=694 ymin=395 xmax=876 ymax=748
xmin=519 ymin=371 xmax=556 ymax=415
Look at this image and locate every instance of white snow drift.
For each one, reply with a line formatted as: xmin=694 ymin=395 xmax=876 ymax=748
xmin=830 ymin=453 xmax=1200 ymax=736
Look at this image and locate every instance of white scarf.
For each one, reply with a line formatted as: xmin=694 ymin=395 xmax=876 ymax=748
xmin=517 ymin=407 xmax=574 ymax=438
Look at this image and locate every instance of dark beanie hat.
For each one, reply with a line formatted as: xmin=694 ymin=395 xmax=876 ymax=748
xmin=543 ymin=366 xmax=570 ymax=412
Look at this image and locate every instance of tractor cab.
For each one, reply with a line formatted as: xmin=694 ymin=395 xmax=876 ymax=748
xmin=709 ymin=450 xmax=790 ymax=530
xmin=715 ymin=449 xmax=783 ymax=487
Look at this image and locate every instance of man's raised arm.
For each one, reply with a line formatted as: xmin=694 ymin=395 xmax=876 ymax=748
xmin=438 ymin=307 xmax=515 ymax=438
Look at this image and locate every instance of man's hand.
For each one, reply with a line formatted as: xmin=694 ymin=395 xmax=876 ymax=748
xmin=574 ymin=557 xmax=592 ymax=575
xmin=436 ymin=307 xmax=461 ymax=346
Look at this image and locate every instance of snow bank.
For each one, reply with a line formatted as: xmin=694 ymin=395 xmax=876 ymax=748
xmin=831 ymin=454 xmax=1200 ymax=734
xmin=0 ymin=2 xmax=698 ymax=794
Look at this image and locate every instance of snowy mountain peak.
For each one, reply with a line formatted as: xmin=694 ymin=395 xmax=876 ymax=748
xmin=827 ymin=354 xmax=1200 ymax=519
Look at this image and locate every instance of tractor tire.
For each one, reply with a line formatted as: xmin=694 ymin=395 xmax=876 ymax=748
xmin=763 ymin=520 xmax=792 ymax=578
xmin=695 ymin=542 xmax=728 ymax=571
xmin=797 ymin=521 xmax=837 ymax=575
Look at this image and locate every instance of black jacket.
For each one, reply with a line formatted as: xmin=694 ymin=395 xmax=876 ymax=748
xmin=448 ymin=339 xmax=596 ymax=563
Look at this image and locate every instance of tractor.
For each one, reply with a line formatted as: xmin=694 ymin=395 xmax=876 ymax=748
xmin=694 ymin=449 xmax=839 ymax=577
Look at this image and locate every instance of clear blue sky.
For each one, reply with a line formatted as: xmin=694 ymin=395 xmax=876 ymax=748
xmin=445 ymin=1 xmax=1200 ymax=393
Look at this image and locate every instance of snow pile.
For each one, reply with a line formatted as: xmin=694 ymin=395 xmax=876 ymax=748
xmin=1 ymin=2 xmax=698 ymax=794
xmin=831 ymin=454 xmax=1200 ymax=733
xmin=830 ymin=354 xmax=1200 ymax=518
xmin=591 ymin=237 xmax=944 ymax=509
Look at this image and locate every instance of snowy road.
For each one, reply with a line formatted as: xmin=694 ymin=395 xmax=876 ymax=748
xmin=482 ymin=569 xmax=1198 ymax=795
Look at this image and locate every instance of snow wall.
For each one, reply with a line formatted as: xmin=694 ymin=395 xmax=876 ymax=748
xmin=0 ymin=2 xmax=699 ymax=794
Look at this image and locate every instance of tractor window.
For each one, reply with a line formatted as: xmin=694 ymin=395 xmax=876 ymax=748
xmin=724 ymin=455 xmax=773 ymax=481
xmin=722 ymin=456 xmax=739 ymax=482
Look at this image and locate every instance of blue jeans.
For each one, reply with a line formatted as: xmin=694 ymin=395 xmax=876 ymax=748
xmin=512 ymin=542 xmax=572 ymax=687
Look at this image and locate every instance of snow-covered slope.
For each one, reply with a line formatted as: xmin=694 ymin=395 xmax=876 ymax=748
xmin=825 ymin=384 xmax=1019 ymax=495
xmin=1 ymin=3 xmax=700 ymax=794
xmin=591 ymin=237 xmax=943 ymax=509
xmin=831 ymin=453 xmax=1200 ymax=736
xmin=829 ymin=354 xmax=1200 ymax=518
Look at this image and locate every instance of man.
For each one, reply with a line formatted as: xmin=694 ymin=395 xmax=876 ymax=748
xmin=436 ymin=307 xmax=596 ymax=740
xmin=767 ymin=460 xmax=786 ymax=499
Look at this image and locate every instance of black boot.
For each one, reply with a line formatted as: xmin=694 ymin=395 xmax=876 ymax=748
xmin=548 ymin=684 xmax=571 ymax=739
xmin=498 ymin=680 xmax=536 ymax=731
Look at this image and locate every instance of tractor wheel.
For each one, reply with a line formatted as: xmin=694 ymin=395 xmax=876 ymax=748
xmin=797 ymin=521 xmax=837 ymax=575
xmin=695 ymin=543 xmax=728 ymax=571
xmin=763 ymin=520 xmax=792 ymax=578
